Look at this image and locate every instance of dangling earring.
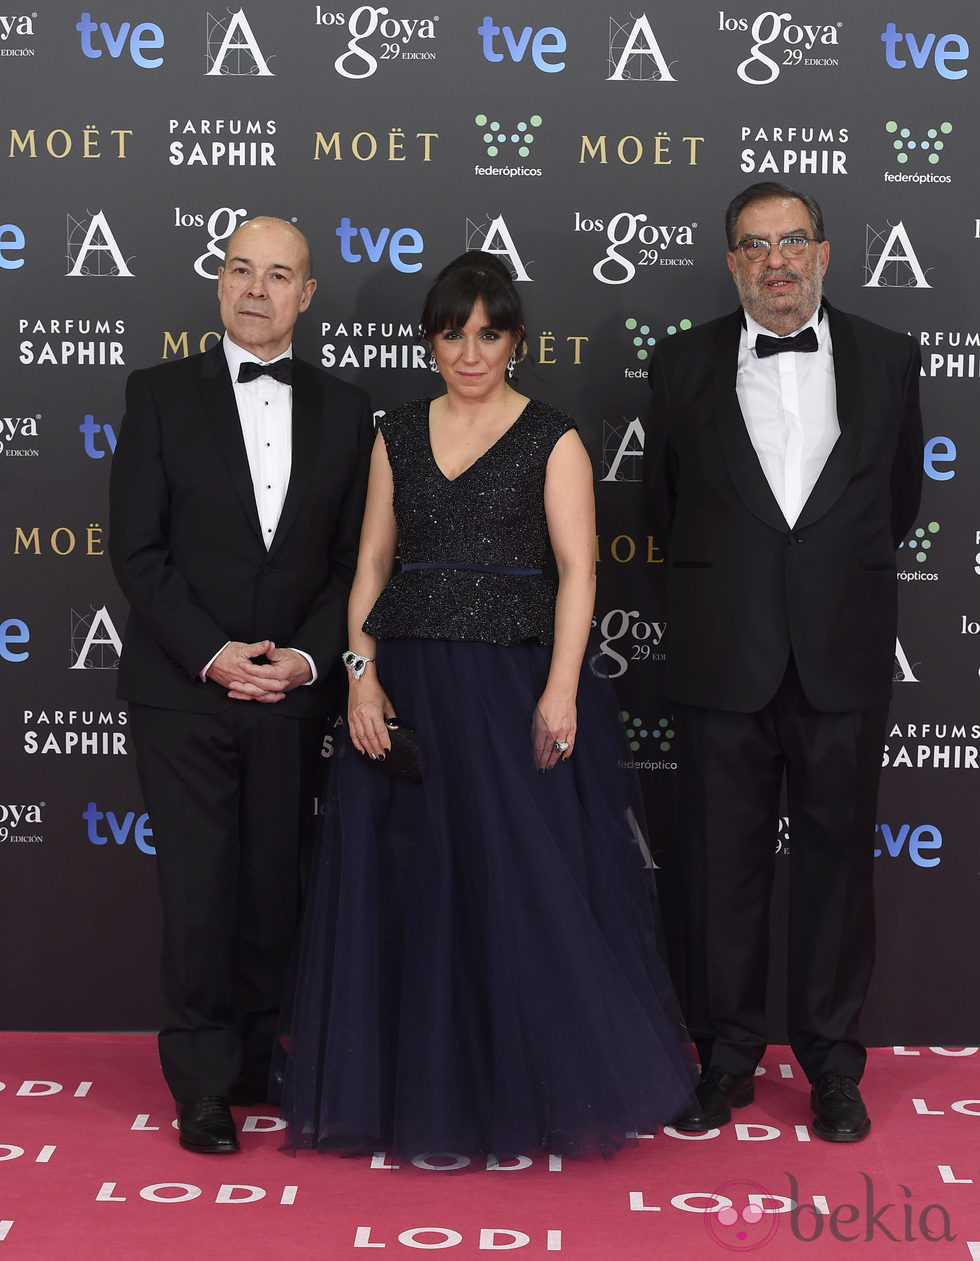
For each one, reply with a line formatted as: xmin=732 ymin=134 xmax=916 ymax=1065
xmin=429 ymin=353 xmax=439 ymax=372
xmin=507 ymin=354 xmax=516 ymax=379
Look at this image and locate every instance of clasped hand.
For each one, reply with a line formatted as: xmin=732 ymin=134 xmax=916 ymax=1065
xmin=206 ymin=640 xmax=312 ymax=702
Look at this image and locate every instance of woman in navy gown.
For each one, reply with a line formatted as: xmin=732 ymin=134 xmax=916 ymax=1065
xmin=278 ymin=251 xmax=696 ymax=1158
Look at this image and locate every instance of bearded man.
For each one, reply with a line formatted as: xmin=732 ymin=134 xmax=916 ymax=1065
xmin=644 ymin=182 xmax=923 ymax=1142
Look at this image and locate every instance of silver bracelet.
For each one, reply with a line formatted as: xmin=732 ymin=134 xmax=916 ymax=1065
xmin=342 ymin=650 xmax=375 ymax=681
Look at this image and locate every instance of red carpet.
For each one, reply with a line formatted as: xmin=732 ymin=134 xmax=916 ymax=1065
xmin=1 ymin=1035 xmax=978 ymax=1259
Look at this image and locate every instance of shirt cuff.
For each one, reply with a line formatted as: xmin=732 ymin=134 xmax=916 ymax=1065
xmin=290 ymin=647 xmax=318 ymax=685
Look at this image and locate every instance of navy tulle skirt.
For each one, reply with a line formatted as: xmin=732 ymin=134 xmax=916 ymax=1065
xmin=277 ymin=638 xmax=696 ymax=1159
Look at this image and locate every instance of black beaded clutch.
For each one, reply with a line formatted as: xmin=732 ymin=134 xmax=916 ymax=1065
xmin=372 ymin=716 xmax=426 ymax=783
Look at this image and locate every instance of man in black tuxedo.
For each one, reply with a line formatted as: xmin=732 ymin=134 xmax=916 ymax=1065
xmin=644 ymin=182 xmax=922 ymax=1141
xmin=109 ymin=217 xmax=373 ymax=1153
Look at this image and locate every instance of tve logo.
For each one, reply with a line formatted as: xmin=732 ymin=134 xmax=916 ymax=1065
xmin=874 ymin=823 xmax=942 ymax=867
xmin=84 ymin=802 xmax=155 ymax=854
xmin=335 ymin=218 xmax=423 ymax=272
xmin=924 ymin=436 xmax=956 ymax=482
xmin=80 ymin=413 xmax=117 ymax=459
xmin=76 ymin=11 xmax=165 ymax=67
xmin=0 ymin=224 xmax=25 ymax=270
xmin=0 ymin=618 xmax=30 ymax=662
xmin=881 ymin=24 xmax=968 ymax=79
xmin=478 ymin=16 xmax=565 ymax=72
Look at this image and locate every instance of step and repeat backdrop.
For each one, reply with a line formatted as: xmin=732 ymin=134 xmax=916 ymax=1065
xmin=2 ymin=2 xmax=977 ymax=1041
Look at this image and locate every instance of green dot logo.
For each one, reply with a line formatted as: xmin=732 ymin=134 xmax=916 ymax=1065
xmin=903 ymin=520 xmax=941 ymax=565
xmin=885 ymin=120 xmax=952 ymax=167
xmin=621 ymin=712 xmax=674 ymax=753
xmin=624 ymin=316 xmax=692 ymax=362
xmin=475 ymin=113 xmax=543 ymax=159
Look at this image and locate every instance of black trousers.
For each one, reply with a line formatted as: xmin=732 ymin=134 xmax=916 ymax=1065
xmin=673 ymin=659 xmax=888 ymax=1083
xmin=129 ymin=701 xmax=327 ymax=1102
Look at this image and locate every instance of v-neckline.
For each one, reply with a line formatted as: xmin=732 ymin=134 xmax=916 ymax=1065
xmin=426 ymin=400 xmax=530 ymax=483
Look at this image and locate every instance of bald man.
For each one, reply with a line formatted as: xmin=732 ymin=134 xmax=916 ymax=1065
xmin=110 ymin=218 xmax=373 ymax=1152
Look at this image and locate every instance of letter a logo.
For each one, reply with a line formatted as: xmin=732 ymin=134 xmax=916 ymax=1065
xmin=205 ymin=9 xmax=273 ymax=76
xmin=465 ymin=215 xmax=531 ymax=281
xmin=893 ymin=636 xmax=921 ymax=684
xmin=66 ymin=211 xmax=133 ymax=278
xmin=70 ymin=605 xmax=123 ymax=670
xmin=864 ymin=221 xmax=931 ymax=289
xmin=608 ymin=15 xmax=676 ymax=81
xmin=601 ymin=417 xmax=646 ymax=482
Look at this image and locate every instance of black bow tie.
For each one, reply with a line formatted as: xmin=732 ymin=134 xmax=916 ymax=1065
xmin=754 ymin=327 xmax=818 ymax=358
xmin=237 ymin=358 xmax=292 ymax=384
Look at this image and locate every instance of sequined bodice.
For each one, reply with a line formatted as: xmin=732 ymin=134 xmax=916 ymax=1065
xmin=363 ymin=397 xmax=576 ymax=645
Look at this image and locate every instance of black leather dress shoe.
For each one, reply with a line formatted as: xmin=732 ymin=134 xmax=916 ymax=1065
xmin=177 ymin=1096 xmax=240 ymax=1153
xmin=810 ymin=1073 xmax=870 ymax=1142
xmin=671 ymin=1069 xmax=755 ymax=1132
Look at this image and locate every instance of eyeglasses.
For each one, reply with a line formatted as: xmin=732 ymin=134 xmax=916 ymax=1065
xmin=734 ymin=236 xmax=819 ymax=262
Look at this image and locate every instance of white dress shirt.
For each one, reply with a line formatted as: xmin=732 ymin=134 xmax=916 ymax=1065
xmin=222 ymin=335 xmax=293 ymax=547
xmin=735 ymin=307 xmax=839 ymax=527
xmin=200 ymin=336 xmax=316 ymax=682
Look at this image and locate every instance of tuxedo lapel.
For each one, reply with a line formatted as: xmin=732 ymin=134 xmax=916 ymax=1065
xmin=194 ymin=344 xmax=264 ymax=545
xmin=269 ymin=357 xmax=321 ymax=554
xmin=712 ymin=311 xmax=787 ymax=532
xmin=714 ymin=302 xmax=864 ymax=533
xmin=795 ymin=302 xmax=862 ymax=529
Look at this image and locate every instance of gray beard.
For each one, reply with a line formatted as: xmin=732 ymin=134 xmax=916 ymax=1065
xmin=738 ymin=268 xmax=822 ymax=335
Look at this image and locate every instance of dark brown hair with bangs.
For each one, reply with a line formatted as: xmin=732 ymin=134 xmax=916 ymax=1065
xmin=420 ymin=250 xmax=525 ymax=344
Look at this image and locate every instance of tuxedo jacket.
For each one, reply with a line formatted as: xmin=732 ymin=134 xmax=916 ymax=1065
xmin=644 ymin=301 xmax=923 ymax=714
xmin=109 ymin=343 xmax=373 ymax=718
